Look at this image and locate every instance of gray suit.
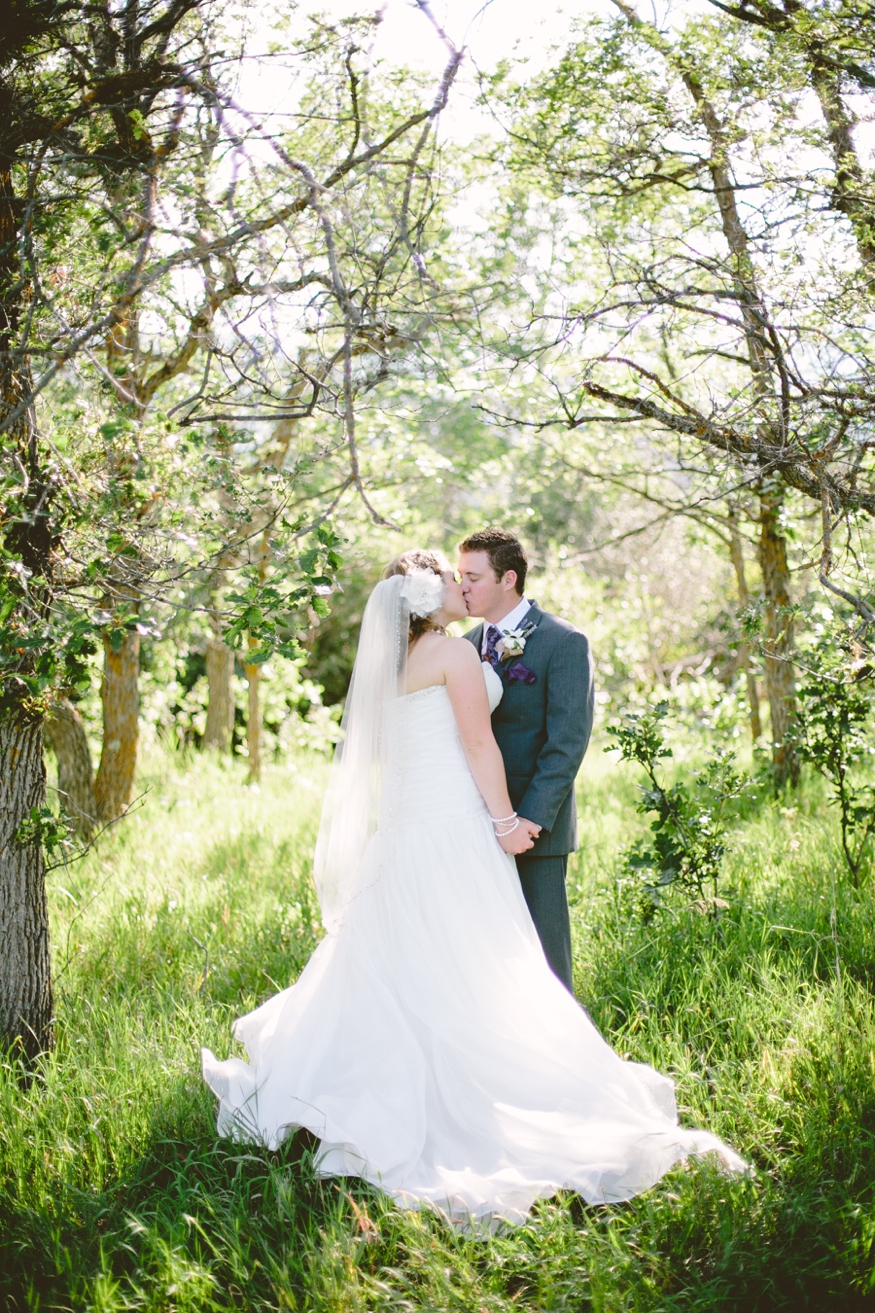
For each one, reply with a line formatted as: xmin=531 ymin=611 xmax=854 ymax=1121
xmin=465 ymin=602 xmax=594 ymax=991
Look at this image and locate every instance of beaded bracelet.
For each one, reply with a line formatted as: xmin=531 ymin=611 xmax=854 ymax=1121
xmin=490 ymin=811 xmax=517 ymax=825
xmin=495 ymin=818 xmax=520 ymax=838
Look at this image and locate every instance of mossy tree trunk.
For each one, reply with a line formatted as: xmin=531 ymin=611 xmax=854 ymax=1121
xmin=94 ymin=296 xmax=144 ymax=823
xmin=0 ymin=157 xmax=54 ymax=1059
xmin=728 ymin=515 xmax=762 ymax=743
xmin=205 ymin=632 xmax=235 ymax=752
xmin=759 ymin=487 xmax=798 ymax=788
xmin=44 ymin=699 xmax=96 ymax=841
xmin=204 ymin=544 xmax=236 ymax=754
xmin=94 ymin=628 xmax=140 ymax=822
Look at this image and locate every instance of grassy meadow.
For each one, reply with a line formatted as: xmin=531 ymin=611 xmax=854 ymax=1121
xmin=2 ymin=741 xmax=875 ymax=1311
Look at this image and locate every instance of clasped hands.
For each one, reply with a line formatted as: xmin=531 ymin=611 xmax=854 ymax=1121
xmin=498 ymin=817 xmax=541 ymax=855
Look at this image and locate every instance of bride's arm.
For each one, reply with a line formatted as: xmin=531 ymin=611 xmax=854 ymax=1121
xmin=442 ymin=640 xmax=535 ymax=856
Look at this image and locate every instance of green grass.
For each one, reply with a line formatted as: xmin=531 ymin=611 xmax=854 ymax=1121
xmin=2 ymin=743 xmax=875 ymax=1310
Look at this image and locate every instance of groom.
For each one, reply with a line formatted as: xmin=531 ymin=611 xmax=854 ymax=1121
xmin=459 ymin=528 xmax=594 ymax=995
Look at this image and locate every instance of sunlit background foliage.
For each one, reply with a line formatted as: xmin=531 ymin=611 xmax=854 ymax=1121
xmin=2 ymin=0 xmax=875 ymax=1305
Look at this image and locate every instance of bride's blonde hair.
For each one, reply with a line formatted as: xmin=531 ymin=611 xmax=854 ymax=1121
xmin=381 ymin=549 xmax=448 ymax=642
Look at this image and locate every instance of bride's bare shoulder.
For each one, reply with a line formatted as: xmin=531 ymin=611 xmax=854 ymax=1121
xmin=441 ymin=635 xmax=481 ymax=672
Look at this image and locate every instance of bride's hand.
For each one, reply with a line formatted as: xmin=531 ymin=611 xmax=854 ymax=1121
xmin=498 ymin=821 xmax=537 ymax=855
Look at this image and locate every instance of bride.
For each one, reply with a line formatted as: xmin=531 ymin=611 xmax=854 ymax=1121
xmin=202 ymin=550 xmax=745 ymax=1225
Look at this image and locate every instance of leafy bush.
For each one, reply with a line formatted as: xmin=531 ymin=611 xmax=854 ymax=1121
xmin=608 ymin=701 xmax=752 ymax=917
xmin=792 ymin=617 xmax=875 ymax=886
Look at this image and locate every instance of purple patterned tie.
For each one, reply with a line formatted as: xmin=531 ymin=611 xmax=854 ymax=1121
xmin=484 ymin=624 xmax=502 ymax=674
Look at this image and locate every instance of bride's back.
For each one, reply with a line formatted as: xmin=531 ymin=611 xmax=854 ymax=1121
xmin=406 ymin=630 xmax=454 ymax=694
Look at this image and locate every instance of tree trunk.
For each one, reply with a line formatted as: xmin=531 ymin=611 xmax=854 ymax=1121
xmin=809 ymin=58 xmax=875 ymax=270
xmin=0 ymin=160 xmax=55 ymax=1060
xmin=758 ymin=487 xmax=798 ymax=788
xmin=44 ymin=699 xmax=96 ymax=841
xmin=246 ymin=644 xmax=262 ymax=784
xmin=204 ymin=636 xmax=235 ymax=752
xmin=727 ymin=517 xmax=762 ymax=742
xmin=0 ymin=713 xmax=53 ymax=1060
xmin=94 ymin=629 xmax=140 ymax=821
xmin=99 ymin=290 xmax=144 ymax=822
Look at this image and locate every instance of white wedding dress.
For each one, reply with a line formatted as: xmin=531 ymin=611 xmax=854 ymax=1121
xmin=202 ymin=660 xmax=745 ymax=1226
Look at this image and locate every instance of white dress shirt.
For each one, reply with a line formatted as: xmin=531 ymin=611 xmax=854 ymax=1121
xmin=481 ymin=596 xmax=532 ymax=656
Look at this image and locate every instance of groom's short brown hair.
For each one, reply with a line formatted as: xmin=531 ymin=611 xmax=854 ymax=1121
xmin=458 ymin=528 xmax=528 ymax=595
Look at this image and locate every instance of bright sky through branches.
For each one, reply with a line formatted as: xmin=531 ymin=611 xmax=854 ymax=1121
xmin=355 ymin=0 xmax=581 ymax=75
xmin=239 ymin=0 xmax=601 ymax=144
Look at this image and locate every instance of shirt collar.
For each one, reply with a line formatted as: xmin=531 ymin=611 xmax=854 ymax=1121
xmin=488 ymin=596 xmax=531 ymax=635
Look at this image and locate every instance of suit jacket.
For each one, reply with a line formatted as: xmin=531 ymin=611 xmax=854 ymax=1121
xmin=464 ymin=602 xmax=594 ymax=857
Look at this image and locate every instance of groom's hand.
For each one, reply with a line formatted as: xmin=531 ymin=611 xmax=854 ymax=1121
xmin=499 ymin=825 xmax=535 ymax=854
xmin=497 ymin=817 xmax=541 ymax=854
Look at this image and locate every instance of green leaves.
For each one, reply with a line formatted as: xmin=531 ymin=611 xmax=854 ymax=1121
xmin=222 ymin=525 xmax=342 ymax=666
xmin=0 ymin=548 xmax=100 ymax=708
xmin=792 ymin=620 xmax=875 ymax=885
xmin=609 ymin=701 xmax=750 ymax=916
xmin=608 ymin=701 xmax=674 ymax=771
xmin=14 ymin=805 xmax=71 ymax=856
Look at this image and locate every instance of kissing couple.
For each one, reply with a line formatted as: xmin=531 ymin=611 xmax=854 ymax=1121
xmin=202 ymin=527 xmax=744 ymax=1226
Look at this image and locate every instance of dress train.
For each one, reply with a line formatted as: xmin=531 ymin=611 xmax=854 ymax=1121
xmin=202 ymin=683 xmax=745 ymax=1225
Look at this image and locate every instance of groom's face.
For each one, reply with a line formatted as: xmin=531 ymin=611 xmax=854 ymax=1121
xmin=458 ymin=551 xmax=519 ymax=621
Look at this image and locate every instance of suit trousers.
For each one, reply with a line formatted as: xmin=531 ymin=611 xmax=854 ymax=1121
xmin=514 ymin=854 xmax=574 ymax=994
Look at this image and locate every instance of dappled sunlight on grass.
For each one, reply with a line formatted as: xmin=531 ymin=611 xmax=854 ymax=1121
xmin=2 ymin=745 xmax=875 ymax=1309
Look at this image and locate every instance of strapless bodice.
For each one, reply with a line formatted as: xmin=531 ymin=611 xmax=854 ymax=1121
xmin=403 ymin=660 xmax=502 ymax=715
xmin=382 ymin=684 xmax=486 ymax=828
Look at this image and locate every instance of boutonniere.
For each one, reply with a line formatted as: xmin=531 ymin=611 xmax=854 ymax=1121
xmin=495 ymin=620 xmax=536 ymax=661
xmin=495 ymin=621 xmax=537 ymax=684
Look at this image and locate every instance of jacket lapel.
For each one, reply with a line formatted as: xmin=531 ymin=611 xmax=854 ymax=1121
xmin=486 ymin=602 xmax=545 ymax=684
xmin=499 ymin=601 xmax=545 ymax=682
xmin=464 ymin=605 xmax=544 ymax=683
xmin=523 ymin=601 xmax=545 ymax=634
xmin=465 ymin=621 xmax=485 ymax=652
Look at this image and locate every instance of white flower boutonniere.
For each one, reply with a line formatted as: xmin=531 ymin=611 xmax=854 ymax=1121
xmin=495 ymin=620 xmax=536 ymax=661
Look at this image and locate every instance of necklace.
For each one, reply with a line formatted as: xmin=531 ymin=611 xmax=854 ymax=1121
xmin=409 ymin=623 xmax=447 ymax=647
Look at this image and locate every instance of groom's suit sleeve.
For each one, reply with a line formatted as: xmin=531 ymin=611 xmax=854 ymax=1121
xmin=517 ymin=630 xmax=594 ymax=835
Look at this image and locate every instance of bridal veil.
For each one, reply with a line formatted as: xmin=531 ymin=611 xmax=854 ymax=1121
xmin=313 ymin=570 xmax=442 ymax=933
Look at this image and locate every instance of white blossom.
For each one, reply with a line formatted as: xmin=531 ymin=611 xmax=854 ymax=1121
xmin=400 ymin=569 xmax=444 ymax=618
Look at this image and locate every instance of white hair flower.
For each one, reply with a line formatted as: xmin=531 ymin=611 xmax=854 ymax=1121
xmin=399 ymin=569 xmax=444 ymax=618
